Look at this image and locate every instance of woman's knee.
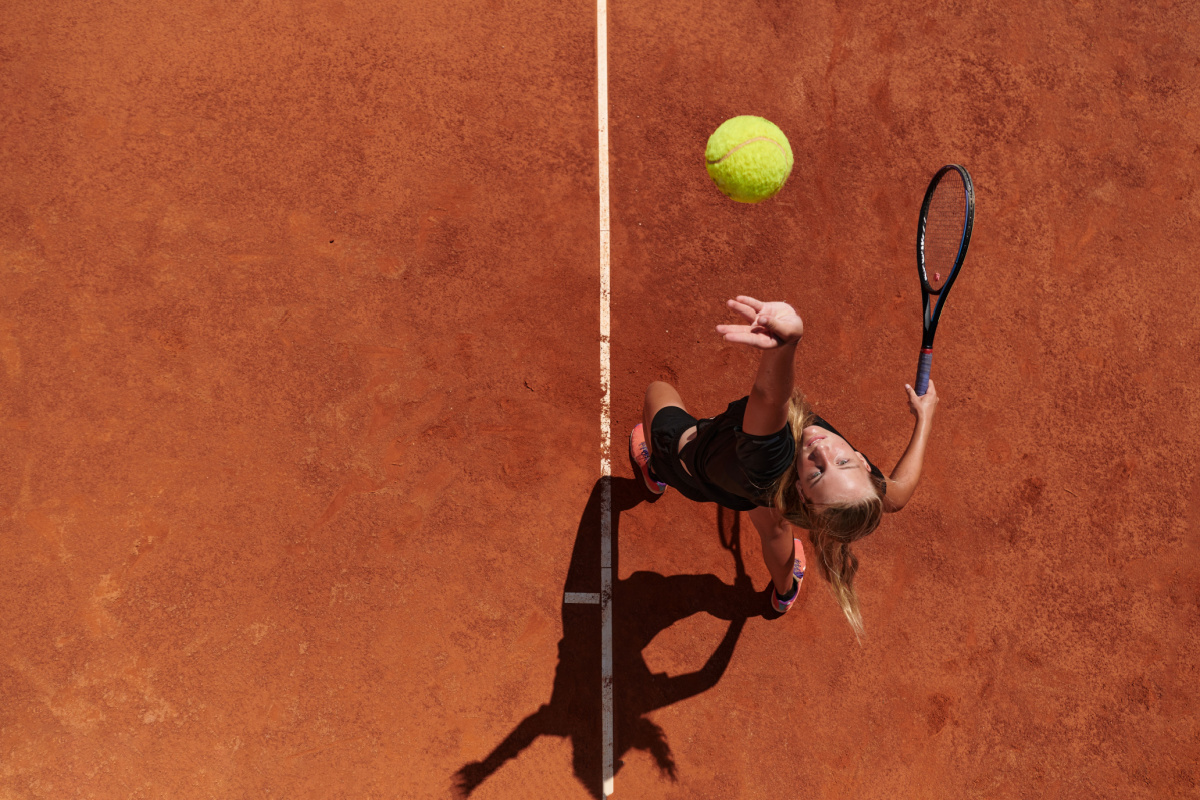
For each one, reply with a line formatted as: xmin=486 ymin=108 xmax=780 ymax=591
xmin=643 ymin=382 xmax=685 ymax=440
xmin=645 ymin=381 xmax=683 ymax=405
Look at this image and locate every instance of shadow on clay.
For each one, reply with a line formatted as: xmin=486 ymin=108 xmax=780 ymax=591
xmin=452 ymin=477 xmax=773 ymax=798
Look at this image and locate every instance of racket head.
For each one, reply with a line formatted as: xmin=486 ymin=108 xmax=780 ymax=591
xmin=917 ymin=165 xmax=975 ymax=296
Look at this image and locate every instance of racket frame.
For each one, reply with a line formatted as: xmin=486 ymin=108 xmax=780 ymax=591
xmin=917 ymin=164 xmax=975 ymax=349
xmin=914 ymin=164 xmax=974 ymax=395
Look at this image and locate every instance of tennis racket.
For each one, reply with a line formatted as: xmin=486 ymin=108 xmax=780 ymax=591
xmin=914 ymin=164 xmax=975 ymax=396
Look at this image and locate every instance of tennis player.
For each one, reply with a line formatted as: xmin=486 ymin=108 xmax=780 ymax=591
xmin=629 ymin=296 xmax=938 ymax=638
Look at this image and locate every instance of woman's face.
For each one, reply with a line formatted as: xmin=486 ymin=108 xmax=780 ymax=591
xmin=796 ymin=426 xmax=877 ymax=507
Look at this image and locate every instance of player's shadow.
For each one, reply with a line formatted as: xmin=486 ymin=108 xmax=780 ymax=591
xmin=452 ymin=477 xmax=771 ymax=798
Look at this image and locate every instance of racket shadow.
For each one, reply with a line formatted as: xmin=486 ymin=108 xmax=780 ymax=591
xmin=451 ymin=478 xmax=768 ymax=798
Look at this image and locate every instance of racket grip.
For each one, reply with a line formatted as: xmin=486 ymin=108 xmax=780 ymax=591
xmin=914 ymin=349 xmax=933 ymax=396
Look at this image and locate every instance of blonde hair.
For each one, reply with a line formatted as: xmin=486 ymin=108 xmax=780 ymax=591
xmin=770 ymin=392 xmax=885 ymax=640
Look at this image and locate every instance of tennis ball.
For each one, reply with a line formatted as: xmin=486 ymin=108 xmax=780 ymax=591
xmin=704 ymin=116 xmax=794 ymax=203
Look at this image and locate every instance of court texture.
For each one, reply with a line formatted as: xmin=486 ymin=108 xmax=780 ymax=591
xmin=2 ymin=0 xmax=1198 ymax=798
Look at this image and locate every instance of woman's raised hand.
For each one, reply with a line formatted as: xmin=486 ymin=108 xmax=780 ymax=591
xmin=904 ymin=379 xmax=939 ymax=422
xmin=716 ymin=296 xmax=804 ymax=350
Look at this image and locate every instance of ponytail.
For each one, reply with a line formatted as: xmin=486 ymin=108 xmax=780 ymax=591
xmin=808 ymin=513 xmax=871 ymax=641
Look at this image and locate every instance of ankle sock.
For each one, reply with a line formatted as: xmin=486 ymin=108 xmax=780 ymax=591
xmin=776 ymin=577 xmax=799 ymax=602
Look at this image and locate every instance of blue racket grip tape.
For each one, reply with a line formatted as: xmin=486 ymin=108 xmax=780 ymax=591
xmin=915 ymin=349 xmax=933 ymax=396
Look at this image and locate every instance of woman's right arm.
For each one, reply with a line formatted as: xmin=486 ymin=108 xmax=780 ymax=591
xmin=883 ymin=380 xmax=939 ymax=512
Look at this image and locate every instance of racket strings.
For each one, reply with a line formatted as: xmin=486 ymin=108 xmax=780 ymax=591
xmin=922 ymin=176 xmax=967 ymax=291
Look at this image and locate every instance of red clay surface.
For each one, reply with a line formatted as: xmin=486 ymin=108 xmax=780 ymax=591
xmin=2 ymin=1 xmax=1198 ymax=798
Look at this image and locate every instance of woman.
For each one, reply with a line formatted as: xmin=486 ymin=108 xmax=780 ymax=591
xmin=629 ymin=296 xmax=938 ymax=638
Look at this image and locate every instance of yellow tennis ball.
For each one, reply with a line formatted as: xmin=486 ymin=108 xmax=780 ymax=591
xmin=704 ymin=116 xmax=794 ymax=203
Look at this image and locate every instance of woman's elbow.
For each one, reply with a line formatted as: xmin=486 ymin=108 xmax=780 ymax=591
xmin=881 ymin=481 xmax=911 ymax=513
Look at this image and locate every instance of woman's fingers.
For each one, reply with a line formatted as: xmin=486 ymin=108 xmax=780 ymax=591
xmin=717 ymin=322 xmax=772 ymax=335
xmin=904 ymin=381 xmax=939 ymax=419
xmin=725 ymin=297 xmax=800 ymax=344
xmin=717 ymin=324 xmax=771 ymax=340
xmin=906 ymin=380 xmax=937 ymax=402
xmin=725 ymin=298 xmax=757 ymax=322
xmin=719 ymin=328 xmax=779 ymax=349
xmin=735 ymin=295 xmax=764 ymax=311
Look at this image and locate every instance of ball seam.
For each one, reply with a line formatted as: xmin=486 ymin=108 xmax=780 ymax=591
xmin=706 ymin=136 xmax=789 ymax=165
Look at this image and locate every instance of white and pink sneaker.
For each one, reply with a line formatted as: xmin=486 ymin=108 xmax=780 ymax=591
xmin=629 ymin=424 xmax=666 ymax=495
xmin=771 ymin=539 xmax=806 ymax=613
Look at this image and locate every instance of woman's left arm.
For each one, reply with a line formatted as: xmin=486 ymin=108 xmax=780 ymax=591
xmin=883 ymin=380 xmax=939 ymax=512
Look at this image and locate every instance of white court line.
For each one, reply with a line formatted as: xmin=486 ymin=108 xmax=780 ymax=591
xmin=596 ymin=0 xmax=614 ymax=795
xmin=564 ymin=592 xmax=601 ymax=605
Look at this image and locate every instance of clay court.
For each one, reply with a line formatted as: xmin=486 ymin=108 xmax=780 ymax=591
xmin=2 ymin=0 xmax=1199 ymax=797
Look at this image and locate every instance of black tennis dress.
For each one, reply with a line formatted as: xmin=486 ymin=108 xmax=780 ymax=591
xmin=648 ymin=396 xmax=886 ymax=511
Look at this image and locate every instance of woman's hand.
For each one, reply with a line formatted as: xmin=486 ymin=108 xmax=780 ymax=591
xmin=886 ymin=381 xmax=939 ymax=512
xmin=905 ymin=379 xmax=939 ymax=423
xmin=716 ymin=296 xmax=803 ymax=350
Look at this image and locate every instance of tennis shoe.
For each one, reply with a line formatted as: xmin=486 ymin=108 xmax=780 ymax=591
xmin=771 ymin=539 xmax=806 ymax=613
xmin=629 ymin=424 xmax=666 ymax=495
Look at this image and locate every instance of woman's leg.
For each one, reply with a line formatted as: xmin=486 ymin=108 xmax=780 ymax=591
xmin=642 ymin=381 xmax=686 ymax=457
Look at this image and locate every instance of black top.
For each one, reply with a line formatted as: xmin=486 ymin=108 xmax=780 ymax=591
xmin=679 ymin=397 xmax=885 ymax=511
